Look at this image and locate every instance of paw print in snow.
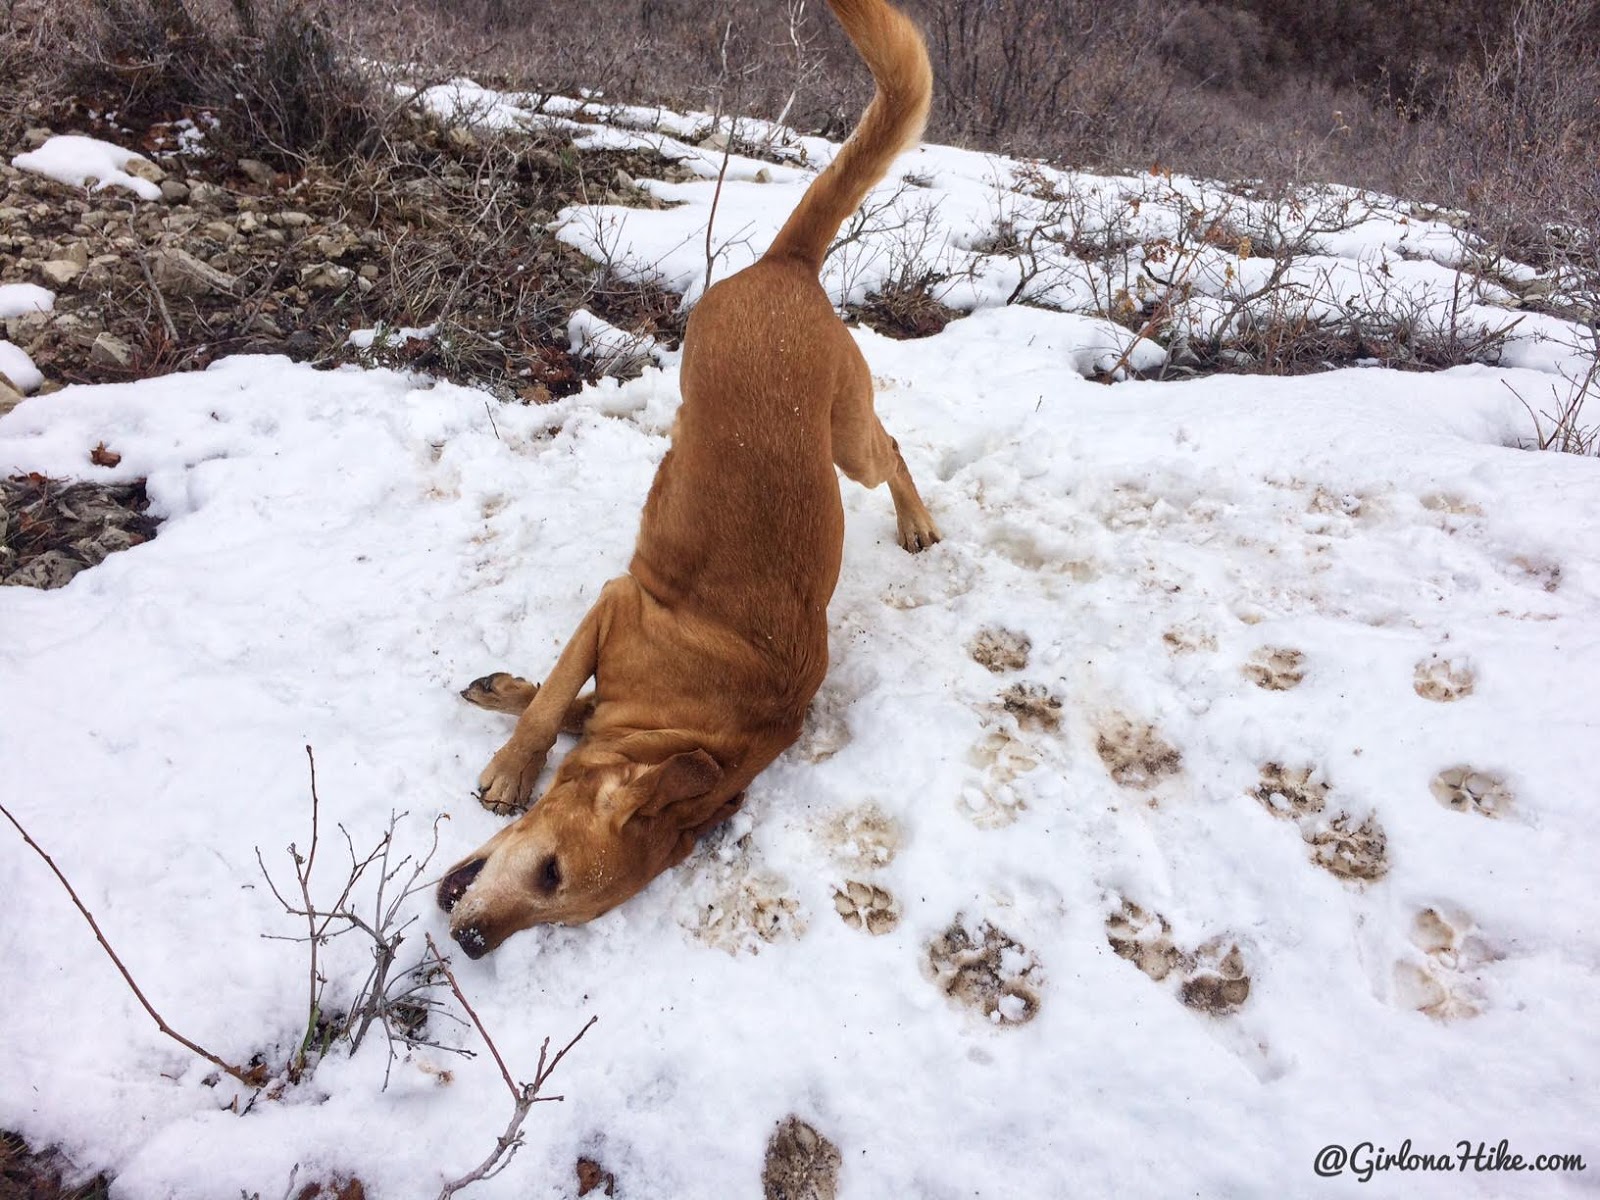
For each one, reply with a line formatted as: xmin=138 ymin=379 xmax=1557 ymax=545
xmin=832 ymin=880 xmax=899 ymax=935
xmin=1414 ymin=654 xmax=1475 ymax=702
xmin=1430 ymin=766 xmax=1510 ymax=818
xmin=1243 ymin=647 xmax=1306 ymax=691
xmin=926 ymin=917 xmax=1043 ymax=1026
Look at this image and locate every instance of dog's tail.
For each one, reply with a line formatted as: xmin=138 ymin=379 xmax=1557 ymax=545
xmin=763 ymin=0 xmax=932 ymax=274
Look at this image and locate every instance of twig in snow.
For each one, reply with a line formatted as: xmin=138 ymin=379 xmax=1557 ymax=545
xmin=0 ymin=799 xmax=261 ymax=1088
xmin=425 ymin=933 xmax=597 ymax=1198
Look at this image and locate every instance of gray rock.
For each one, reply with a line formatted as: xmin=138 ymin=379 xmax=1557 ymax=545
xmin=188 ymin=181 xmax=228 ymax=208
xmin=74 ymin=527 xmax=135 ymax=566
xmin=39 ymin=259 xmax=83 ymax=287
xmin=152 ymin=246 xmax=239 ymax=296
xmin=0 ymin=374 xmax=25 ymax=415
xmin=299 ymin=262 xmax=353 ymax=292
xmin=3 ymin=550 xmax=85 ymax=590
xmin=90 ymin=332 xmax=134 ymax=369
xmin=237 ymin=158 xmax=276 ymax=187
xmin=160 ymin=179 xmax=191 ymax=203
xmin=273 ymin=210 xmax=313 ymax=228
xmin=125 ymin=158 xmax=166 ymax=185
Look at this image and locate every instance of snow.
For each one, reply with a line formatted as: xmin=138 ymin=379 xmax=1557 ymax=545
xmin=566 ymin=308 xmax=663 ymax=371
xmin=346 ymin=322 xmax=438 ymax=349
xmin=0 ymin=282 xmax=54 ymax=319
xmin=3 ymin=84 xmax=1599 ymax=1200
xmin=11 ymin=134 xmax=163 ymax=201
xmin=0 ymin=339 xmax=43 ymax=392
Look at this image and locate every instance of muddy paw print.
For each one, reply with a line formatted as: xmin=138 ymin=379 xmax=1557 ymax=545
xmin=822 ymin=801 xmax=901 ymax=870
xmin=680 ymin=832 xmax=806 ymax=955
xmin=1393 ymin=907 xmax=1492 ymax=1022
xmin=1430 ymin=766 xmax=1511 ymax=818
xmin=960 ymin=727 xmax=1041 ymax=829
xmin=1105 ymin=899 xmax=1251 ymax=1015
xmin=1105 ymin=899 xmax=1183 ymax=981
xmin=1251 ymin=763 xmax=1387 ymax=882
xmin=1304 ymin=811 xmax=1389 ymax=882
xmin=1243 ymin=647 xmax=1306 ymax=691
xmin=998 ymin=682 xmax=1063 ymax=730
xmin=926 ymin=917 xmax=1043 ymax=1026
xmin=1414 ymin=654 xmax=1475 ymax=702
xmin=1162 ymin=623 xmax=1218 ymax=655
xmin=1095 ymin=715 xmax=1182 ymax=790
xmin=833 ymin=881 xmax=900 ymax=935
xmin=762 ymin=1117 xmax=841 ymax=1200
xmin=969 ymin=627 xmax=1032 ymax=673
xmin=1253 ymin=762 xmax=1328 ymax=819
xmin=1179 ymin=938 xmax=1253 ymax=1016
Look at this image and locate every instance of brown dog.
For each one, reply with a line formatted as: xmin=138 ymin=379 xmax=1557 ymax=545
xmin=438 ymin=0 xmax=939 ymax=958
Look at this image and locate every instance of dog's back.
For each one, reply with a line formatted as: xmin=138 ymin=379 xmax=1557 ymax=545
xmin=628 ymin=0 xmax=934 ymax=687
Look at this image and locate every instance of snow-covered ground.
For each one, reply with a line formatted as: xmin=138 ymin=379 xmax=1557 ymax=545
xmin=2 ymin=87 xmax=1598 ymax=1199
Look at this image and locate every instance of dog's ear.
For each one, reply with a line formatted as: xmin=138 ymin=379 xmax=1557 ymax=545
xmin=631 ymin=749 xmax=723 ymax=820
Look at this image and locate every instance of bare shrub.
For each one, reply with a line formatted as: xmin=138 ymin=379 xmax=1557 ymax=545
xmin=42 ymin=0 xmax=388 ymax=166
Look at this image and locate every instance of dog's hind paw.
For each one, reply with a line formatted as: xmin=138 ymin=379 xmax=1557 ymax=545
xmin=460 ymin=671 xmax=538 ymax=714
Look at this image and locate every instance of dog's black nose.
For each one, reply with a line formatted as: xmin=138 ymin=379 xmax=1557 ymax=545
xmin=452 ymin=924 xmax=490 ymax=959
xmin=437 ymin=858 xmax=486 ymax=913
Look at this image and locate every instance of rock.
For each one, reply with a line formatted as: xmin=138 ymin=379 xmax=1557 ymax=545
xmin=237 ymin=158 xmax=277 ymax=187
xmin=62 ymin=241 xmax=91 ymax=267
xmin=203 ymin=219 xmax=238 ymax=242
xmin=1215 ymin=347 xmax=1258 ymax=370
xmin=160 ymin=179 xmax=191 ymax=203
xmin=236 ymin=210 xmax=262 ymax=234
xmin=305 ymin=231 xmax=357 ymax=259
xmin=125 ymin=158 xmax=166 ymax=185
xmin=3 ymin=550 xmax=85 ymax=590
xmin=152 ymin=246 xmax=239 ymax=296
xmin=299 ymin=262 xmax=353 ymax=292
xmin=89 ymin=332 xmax=134 ymax=369
xmin=698 ymin=131 xmax=730 ymax=151
xmin=188 ymin=181 xmax=229 ymax=208
xmin=38 ymin=259 xmax=82 ymax=287
xmin=0 ymin=373 xmax=24 ymax=415
xmin=0 ymin=205 xmax=26 ymax=225
xmin=73 ymin=527 xmax=135 ymax=566
xmin=1167 ymin=334 xmax=1201 ymax=368
xmin=754 ymin=167 xmax=772 ymax=183
xmin=612 ymin=167 xmax=633 ymax=190
xmin=273 ymin=210 xmax=313 ymax=228
xmin=357 ymin=263 xmax=379 ymax=280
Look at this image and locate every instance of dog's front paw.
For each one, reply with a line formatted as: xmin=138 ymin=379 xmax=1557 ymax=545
xmin=476 ymin=747 xmax=547 ymax=815
xmin=898 ymin=514 xmax=942 ymax=554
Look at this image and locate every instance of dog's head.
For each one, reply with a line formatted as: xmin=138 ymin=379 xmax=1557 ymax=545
xmin=436 ymin=740 xmax=724 ymax=957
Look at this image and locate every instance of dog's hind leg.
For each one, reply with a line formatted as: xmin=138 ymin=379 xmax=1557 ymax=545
xmin=461 ymin=673 xmax=595 ymax=735
xmin=831 ymin=357 xmax=941 ymax=552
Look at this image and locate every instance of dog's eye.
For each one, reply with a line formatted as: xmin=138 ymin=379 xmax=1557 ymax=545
xmin=537 ymin=855 xmax=562 ymax=893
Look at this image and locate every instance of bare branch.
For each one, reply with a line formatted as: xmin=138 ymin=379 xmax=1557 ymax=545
xmin=0 ymin=800 xmax=259 ymax=1087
